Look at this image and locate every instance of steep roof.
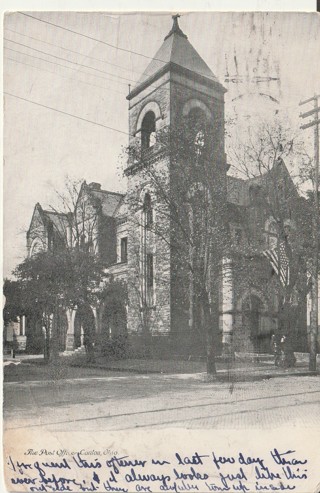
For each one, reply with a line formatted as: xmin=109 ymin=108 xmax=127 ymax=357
xmin=89 ymin=188 xmax=124 ymax=217
xmin=130 ymin=16 xmax=221 ymax=98
xmin=227 ymin=158 xmax=299 ymax=207
xmin=113 ymin=195 xmax=128 ymax=218
xmin=42 ymin=210 xmax=69 ymax=237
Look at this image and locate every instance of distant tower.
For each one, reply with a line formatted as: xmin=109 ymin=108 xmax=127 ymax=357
xmin=125 ymin=15 xmax=227 ymax=354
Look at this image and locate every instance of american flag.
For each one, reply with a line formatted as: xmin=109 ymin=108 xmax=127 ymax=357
xmin=263 ymin=241 xmax=290 ymax=286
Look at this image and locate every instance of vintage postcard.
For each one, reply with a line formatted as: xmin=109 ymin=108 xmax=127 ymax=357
xmin=2 ymin=6 xmax=320 ymax=493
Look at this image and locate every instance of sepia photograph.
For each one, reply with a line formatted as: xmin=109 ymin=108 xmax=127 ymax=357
xmin=2 ymin=7 xmax=320 ymax=493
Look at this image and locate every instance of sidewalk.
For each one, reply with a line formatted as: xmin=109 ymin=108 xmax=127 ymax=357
xmin=4 ymin=352 xmax=319 ymax=382
xmin=68 ymin=354 xmax=319 ymax=381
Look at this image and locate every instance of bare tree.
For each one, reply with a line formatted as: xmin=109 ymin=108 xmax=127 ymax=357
xmin=14 ymin=177 xmax=104 ymax=361
xmin=49 ymin=176 xmax=100 ymax=253
xmin=228 ymin=119 xmax=314 ymax=365
xmin=123 ymin=112 xmax=230 ymax=374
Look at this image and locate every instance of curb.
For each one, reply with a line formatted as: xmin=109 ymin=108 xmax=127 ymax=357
xmin=213 ymin=370 xmax=319 ymax=383
xmin=69 ymin=362 xmax=319 ymax=380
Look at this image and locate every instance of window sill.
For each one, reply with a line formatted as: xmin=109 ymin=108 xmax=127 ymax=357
xmin=139 ymin=305 xmax=156 ymax=311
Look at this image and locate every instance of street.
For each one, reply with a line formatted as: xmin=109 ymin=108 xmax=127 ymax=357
xmin=3 ymin=362 xmax=320 ymax=432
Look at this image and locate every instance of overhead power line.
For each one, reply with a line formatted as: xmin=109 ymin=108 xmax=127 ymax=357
xmin=4 ymin=92 xmax=131 ymax=137
xmin=17 ymin=12 xmax=214 ymax=89
xmin=4 ymin=46 xmax=130 ymax=88
xmin=4 ymin=38 xmax=137 ymax=84
xmin=5 ymin=27 xmax=144 ymax=79
xmin=18 ymin=12 xmax=166 ymax=63
xmin=5 ymin=56 xmax=128 ymax=97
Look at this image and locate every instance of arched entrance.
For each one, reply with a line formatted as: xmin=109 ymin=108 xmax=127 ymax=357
xmin=74 ymin=303 xmax=95 ymax=349
xmin=101 ymin=300 xmax=127 ymax=339
xmin=100 ymin=298 xmax=127 ymax=357
xmin=56 ymin=308 xmax=68 ymax=351
xmin=242 ymin=294 xmax=271 ymax=353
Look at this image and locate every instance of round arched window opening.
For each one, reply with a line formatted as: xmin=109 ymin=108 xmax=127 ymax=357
xmin=30 ymin=238 xmax=44 ymax=257
xmin=188 ymin=108 xmax=207 ymax=155
xmin=141 ymin=111 xmax=156 ymax=150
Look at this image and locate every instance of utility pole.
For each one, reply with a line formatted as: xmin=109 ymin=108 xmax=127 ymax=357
xmin=299 ymin=94 xmax=320 ymax=371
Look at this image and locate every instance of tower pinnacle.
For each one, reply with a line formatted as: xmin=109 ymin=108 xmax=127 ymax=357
xmin=164 ymin=13 xmax=188 ymax=40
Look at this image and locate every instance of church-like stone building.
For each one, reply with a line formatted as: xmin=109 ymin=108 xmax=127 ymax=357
xmin=25 ymin=17 xmax=309 ymax=357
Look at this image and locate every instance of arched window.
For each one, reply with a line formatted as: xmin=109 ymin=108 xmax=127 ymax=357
xmin=188 ymin=107 xmax=206 ymax=130
xmin=265 ymin=220 xmax=278 ymax=249
xmin=194 ymin=129 xmax=205 ymax=156
xmin=142 ymin=192 xmax=154 ymax=306
xmin=242 ymin=294 xmax=265 ymax=352
xmin=249 ymin=185 xmax=262 ymax=204
xmin=141 ymin=111 xmax=156 ymax=150
xmin=29 ymin=238 xmax=44 ymax=257
xmin=188 ymin=108 xmax=207 ymax=157
xmin=284 ymin=219 xmax=295 ymax=240
xmin=143 ymin=193 xmax=153 ymax=229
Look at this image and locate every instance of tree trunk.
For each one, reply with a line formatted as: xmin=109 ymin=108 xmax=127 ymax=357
xmin=49 ymin=301 xmax=60 ymax=362
xmin=43 ymin=314 xmax=50 ymax=361
xmin=200 ymin=290 xmax=216 ymax=375
xmin=278 ymin=300 xmax=296 ymax=367
xmin=141 ymin=306 xmax=152 ymax=357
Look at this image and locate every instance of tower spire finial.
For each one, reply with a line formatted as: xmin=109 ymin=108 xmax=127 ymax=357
xmin=164 ymin=13 xmax=188 ymax=40
xmin=172 ymin=13 xmax=180 ymax=27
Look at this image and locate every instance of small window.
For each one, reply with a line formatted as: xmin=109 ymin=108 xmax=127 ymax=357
xmin=141 ymin=111 xmax=156 ymax=150
xmin=144 ymin=193 xmax=153 ymax=228
xmin=265 ymin=221 xmax=278 ymax=249
xmin=145 ymin=253 xmax=154 ymax=306
xmin=194 ymin=129 xmax=205 ymax=156
xmin=234 ymin=228 xmax=243 ymax=245
xmin=249 ymin=185 xmax=262 ymax=204
xmin=120 ymin=237 xmax=128 ymax=263
xmin=146 ymin=254 xmax=154 ymax=288
xmin=231 ymin=226 xmax=243 ymax=246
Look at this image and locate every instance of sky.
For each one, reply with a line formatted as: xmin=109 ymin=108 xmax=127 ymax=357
xmin=3 ymin=11 xmax=320 ymax=278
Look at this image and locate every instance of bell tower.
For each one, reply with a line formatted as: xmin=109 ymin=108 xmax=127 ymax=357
xmin=125 ymin=15 xmax=227 ymax=354
xmin=126 ymin=14 xmax=227 ymax=171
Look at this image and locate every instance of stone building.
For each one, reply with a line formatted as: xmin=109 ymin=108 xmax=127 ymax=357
xmin=23 ymin=17 xmax=309 ymax=357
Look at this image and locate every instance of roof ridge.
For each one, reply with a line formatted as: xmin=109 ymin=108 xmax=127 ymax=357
xmin=91 ymin=189 xmax=125 ymax=197
xmin=42 ymin=209 xmax=68 ymax=217
xmin=112 ymin=194 xmax=127 ymax=217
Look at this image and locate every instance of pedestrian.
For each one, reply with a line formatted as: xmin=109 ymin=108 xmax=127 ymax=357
xmin=84 ymin=331 xmax=95 ymax=363
xmin=271 ymin=332 xmax=281 ymax=366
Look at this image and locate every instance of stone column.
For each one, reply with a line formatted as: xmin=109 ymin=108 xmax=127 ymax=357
xmin=65 ymin=308 xmax=77 ymax=351
xmin=98 ymin=302 xmax=106 ymax=335
xmin=80 ymin=326 xmax=84 ymax=347
xmin=21 ymin=315 xmax=26 ymax=336
xmin=221 ymin=258 xmax=234 ymax=353
xmin=91 ymin=306 xmax=99 ymax=334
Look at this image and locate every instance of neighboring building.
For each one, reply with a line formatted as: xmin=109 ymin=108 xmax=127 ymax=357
xmin=23 ymin=17 xmax=310 ymax=357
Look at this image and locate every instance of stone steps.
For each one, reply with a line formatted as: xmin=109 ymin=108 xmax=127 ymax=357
xmin=61 ymin=346 xmax=86 ymax=357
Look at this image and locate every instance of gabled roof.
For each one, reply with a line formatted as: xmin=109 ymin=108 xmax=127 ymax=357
xmin=90 ymin=189 xmax=124 ymax=217
xmin=27 ymin=203 xmax=69 ymax=240
xmin=27 ymin=202 xmax=45 ymax=237
xmin=42 ymin=210 xmax=69 ymax=237
xmin=129 ymin=16 xmax=222 ymax=98
xmin=77 ymin=181 xmax=124 ymax=218
xmin=227 ymin=158 xmax=299 ymax=207
xmin=113 ymin=195 xmax=128 ymax=218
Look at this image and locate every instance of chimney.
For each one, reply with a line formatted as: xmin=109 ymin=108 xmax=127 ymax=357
xmin=88 ymin=182 xmax=101 ymax=191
